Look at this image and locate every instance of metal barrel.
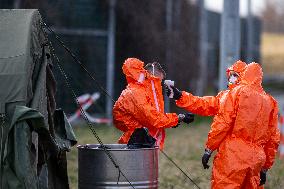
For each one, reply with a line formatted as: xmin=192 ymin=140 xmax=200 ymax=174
xmin=78 ymin=144 xmax=159 ymax=189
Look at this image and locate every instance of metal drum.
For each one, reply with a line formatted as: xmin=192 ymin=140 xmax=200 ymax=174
xmin=78 ymin=144 xmax=159 ymax=189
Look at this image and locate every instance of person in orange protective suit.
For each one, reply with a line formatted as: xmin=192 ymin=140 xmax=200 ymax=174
xmin=113 ymin=58 xmax=194 ymax=149
xmin=167 ymin=62 xmax=280 ymax=188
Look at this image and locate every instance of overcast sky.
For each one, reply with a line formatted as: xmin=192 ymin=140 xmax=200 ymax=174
xmin=205 ymin=0 xmax=265 ymax=16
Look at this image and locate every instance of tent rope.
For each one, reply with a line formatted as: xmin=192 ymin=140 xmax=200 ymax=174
xmin=45 ymin=33 xmax=136 ymax=189
xmin=42 ymin=22 xmax=115 ymax=103
xmin=160 ymin=150 xmax=201 ymax=189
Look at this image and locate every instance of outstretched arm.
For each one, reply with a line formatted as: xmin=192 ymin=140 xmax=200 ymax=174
xmin=130 ymin=89 xmax=179 ymax=129
xmin=176 ymin=91 xmax=226 ymax=116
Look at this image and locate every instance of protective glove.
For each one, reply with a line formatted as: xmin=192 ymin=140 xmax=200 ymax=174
xmin=183 ymin=113 xmax=194 ymax=124
xmin=259 ymin=169 xmax=267 ymax=186
xmin=165 ymin=85 xmax=182 ymax=100
xmin=178 ymin=114 xmax=185 ymax=123
xmin=177 ymin=113 xmax=195 ymax=124
xmin=202 ymin=148 xmax=212 ymax=169
xmin=173 ymin=114 xmax=185 ymax=128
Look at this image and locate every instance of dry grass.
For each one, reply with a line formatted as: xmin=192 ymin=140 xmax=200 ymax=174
xmin=261 ymin=32 xmax=284 ymax=75
xmin=67 ymin=118 xmax=284 ymax=189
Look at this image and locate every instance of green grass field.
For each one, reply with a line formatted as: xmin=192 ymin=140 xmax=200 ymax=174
xmin=67 ymin=117 xmax=284 ymax=189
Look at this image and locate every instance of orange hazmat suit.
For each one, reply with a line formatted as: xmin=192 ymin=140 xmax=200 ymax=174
xmin=113 ymin=58 xmax=178 ymax=149
xmin=177 ymin=62 xmax=280 ymax=188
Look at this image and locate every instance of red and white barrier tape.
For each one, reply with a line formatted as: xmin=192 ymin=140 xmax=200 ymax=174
xmin=68 ymin=92 xmax=111 ymax=124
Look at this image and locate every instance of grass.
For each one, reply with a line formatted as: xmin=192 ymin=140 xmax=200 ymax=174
xmin=67 ymin=117 xmax=284 ymax=189
xmin=262 ymin=32 xmax=284 ymax=75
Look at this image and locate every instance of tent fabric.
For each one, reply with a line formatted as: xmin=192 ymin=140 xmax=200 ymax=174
xmin=0 ymin=9 xmax=77 ymax=189
xmin=0 ymin=9 xmax=38 ymax=114
xmin=2 ymin=106 xmax=54 ymax=189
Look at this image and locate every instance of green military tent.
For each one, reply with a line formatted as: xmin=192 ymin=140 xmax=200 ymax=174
xmin=0 ymin=9 xmax=77 ymax=189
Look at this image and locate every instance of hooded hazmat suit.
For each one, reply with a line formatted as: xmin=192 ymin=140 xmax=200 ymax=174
xmin=113 ymin=58 xmax=179 ymax=149
xmin=176 ymin=63 xmax=280 ymax=189
xmin=175 ymin=62 xmax=280 ymax=188
xmin=207 ymin=63 xmax=280 ymax=188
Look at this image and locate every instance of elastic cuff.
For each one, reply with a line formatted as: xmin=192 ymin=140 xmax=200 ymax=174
xmin=178 ymin=114 xmax=185 ymax=123
xmin=176 ymin=91 xmax=182 ymax=100
xmin=205 ymin=148 xmax=213 ymax=155
xmin=261 ymin=168 xmax=268 ymax=173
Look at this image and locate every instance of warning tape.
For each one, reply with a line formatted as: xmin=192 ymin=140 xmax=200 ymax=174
xmin=68 ymin=92 xmax=111 ymax=124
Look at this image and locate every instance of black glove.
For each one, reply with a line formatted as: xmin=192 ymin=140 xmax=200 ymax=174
xmin=165 ymin=85 xmax=182 ymax=100
xmin=127 ymin=128 xmax=156 ymax=148
xmin=202 ymin=148 xmax=212 ymax=169
xmin=174 ymin=114 xmax=185 ymax=128
xmin=259 ymin=169 xmax=267 ymax=186
xmin=183 ymin=113 xmax=194 ymax=124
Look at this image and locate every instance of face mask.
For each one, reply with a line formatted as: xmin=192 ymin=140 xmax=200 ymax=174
xmin=228 ymin=75 xmax=238 ymax=85
xmin=138 ymin=73 xmax=145 ymax=83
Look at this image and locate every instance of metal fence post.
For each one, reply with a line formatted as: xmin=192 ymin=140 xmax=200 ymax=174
xmin=196 ymin=0 xmax=208 ymax=95
xmin=246 ymin=0 xmax=254 ymax=63
xmin=106 ymin=0 xmax=116 ymax=120
xmin=165 ymin=0 xmax=173 ymax=112
xmin=219 ymin=0 xmax=240 ymax=90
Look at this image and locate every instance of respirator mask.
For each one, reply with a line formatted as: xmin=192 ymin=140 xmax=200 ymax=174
xmin=228 ymin=71 xmax=239 ymax=85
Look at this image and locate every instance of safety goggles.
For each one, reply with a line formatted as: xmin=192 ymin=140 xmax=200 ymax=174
xmin=144 ymin=62 xmax=166 ymax=80
xmin=227 ymin=70 xmax=239 ymax=79
xmin=227 ymin=71 xmax=240 ymax=84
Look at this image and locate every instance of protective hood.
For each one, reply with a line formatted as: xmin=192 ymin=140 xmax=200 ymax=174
xmin=241 ymin=62 xmax=263 ymax=87
xmin=122 ymin=58 xmax=147 ymax=84
xmin=227 ymin=60 xmax=247 ymax=89
xmin=226 ymin=60 xmax=247 ymax=77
